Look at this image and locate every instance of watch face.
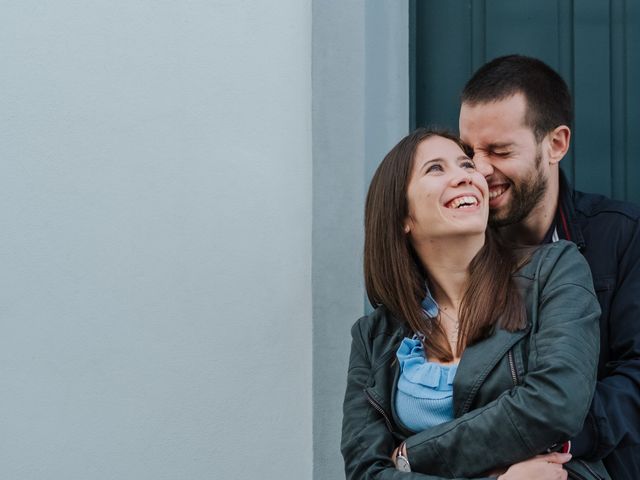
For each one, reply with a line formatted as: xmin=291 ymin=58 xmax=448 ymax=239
xmin=396 ymin=455 xmax=411 ymax=472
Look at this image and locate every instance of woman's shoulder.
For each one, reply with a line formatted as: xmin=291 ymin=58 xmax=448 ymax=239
xmin=351 ymin=306 xmax=407 ymax=344
xmin=514 ymin=240 xmax=584 ymax=278
xmin=514 ymin=240 xmax=594 ymax=298
xmin=352 ymin=306 xmax=399 ymax=334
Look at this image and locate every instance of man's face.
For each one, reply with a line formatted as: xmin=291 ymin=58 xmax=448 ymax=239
xmin=459 ymin=93 xmax=548 ymax=227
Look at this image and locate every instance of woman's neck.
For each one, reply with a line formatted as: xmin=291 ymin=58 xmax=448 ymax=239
xmin=413 ymin=233 xmax=484 ymax=311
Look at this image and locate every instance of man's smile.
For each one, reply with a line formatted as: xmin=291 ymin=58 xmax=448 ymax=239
xmin=488 ymin=183 xmax=510 ymax=207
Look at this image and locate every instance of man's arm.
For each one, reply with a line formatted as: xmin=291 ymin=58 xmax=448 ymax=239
xmin=571 ymin=221 xmax=640 ymax=459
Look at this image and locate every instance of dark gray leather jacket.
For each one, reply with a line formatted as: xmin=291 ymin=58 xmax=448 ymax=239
xmin=341 ymin=241 xmax=609 ymax=479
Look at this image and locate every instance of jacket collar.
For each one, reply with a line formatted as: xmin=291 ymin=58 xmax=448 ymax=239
xmin=363 ymin=318 xmax=532 ymax=428
xmin=557 ymin=169 xmax=586 ymax=251
xmin=453 ymin=324 xmax=530 ymax=417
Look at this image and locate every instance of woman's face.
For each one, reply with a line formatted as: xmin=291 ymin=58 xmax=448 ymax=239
xmin=404 ymin=135 xmax=489 ymax=243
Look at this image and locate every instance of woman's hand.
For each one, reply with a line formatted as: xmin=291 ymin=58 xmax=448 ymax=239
xmin=496 ymin=452 xmax=572 ymax=480
xmin=390 ymin=443 xmax=408 ymax=467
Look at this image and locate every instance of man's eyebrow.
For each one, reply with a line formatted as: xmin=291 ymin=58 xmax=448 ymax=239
xmin=485 ymin=142 xmax=514 ymax=150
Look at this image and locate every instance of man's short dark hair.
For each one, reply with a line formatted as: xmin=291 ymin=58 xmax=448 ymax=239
xmin=461 ymin=55 xmax=572 ymax=142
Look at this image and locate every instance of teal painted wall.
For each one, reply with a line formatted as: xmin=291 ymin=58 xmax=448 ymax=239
xmin=413 ymin=0 xmax=640 ymax=204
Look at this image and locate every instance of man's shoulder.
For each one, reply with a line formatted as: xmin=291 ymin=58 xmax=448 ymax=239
xmin=573 ymin=189 xmax=640 ymax=223
xmin=569 ymin=190 xmax=640 ymax=274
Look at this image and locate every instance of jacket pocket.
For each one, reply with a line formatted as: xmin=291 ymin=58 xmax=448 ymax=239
xmin=506 ymin=340 xmax=527 ymax=386
xmin=593 ymin=275 xmax=614 ymax=293
xmin=507 ymin=349 xmax=520 ymax=386
xmin=593 ymin=275 xmax=614 ymax=317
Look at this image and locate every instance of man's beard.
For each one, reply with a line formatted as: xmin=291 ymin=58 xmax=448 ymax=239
xmin=489 ymin=148 xmax=548 ymax=228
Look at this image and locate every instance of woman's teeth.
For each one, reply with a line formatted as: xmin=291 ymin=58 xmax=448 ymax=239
xmin=447 ymin=196 xmax=478 ymax=209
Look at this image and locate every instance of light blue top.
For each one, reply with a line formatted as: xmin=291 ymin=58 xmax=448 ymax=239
xmin=395 ymin=336 xmax=458 ymax=432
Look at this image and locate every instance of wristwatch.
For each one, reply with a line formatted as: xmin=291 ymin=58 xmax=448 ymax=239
xmin=395 ymin=443 xmax=411 ymax=472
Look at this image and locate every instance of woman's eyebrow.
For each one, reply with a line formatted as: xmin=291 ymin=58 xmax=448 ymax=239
xmin=419 ymin=155 xmax=470 ymax=170
xmin=419 ymin=158 xmax=444 ymax=170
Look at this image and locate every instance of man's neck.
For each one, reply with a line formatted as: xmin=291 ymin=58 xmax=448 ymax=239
xmin=500 ymin=183 xmax=560 ymax=246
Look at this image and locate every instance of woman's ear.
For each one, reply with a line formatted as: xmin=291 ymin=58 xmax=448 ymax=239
xmin=404 ymin=222 xmax=411 ymax=234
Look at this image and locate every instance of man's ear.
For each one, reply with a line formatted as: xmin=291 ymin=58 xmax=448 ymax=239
xmin=547 ymin=125 xmax=571 ymax=165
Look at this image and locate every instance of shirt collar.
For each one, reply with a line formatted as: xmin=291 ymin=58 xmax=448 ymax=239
xmin=557 ymin=169 xmax=586 ymax=250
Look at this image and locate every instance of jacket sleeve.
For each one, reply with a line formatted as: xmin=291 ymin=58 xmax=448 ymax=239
xmin=341 ymin=318 xmax=493 ymax=480
xmin=571 ymin=221 xmax=640 ymax=459
xmin=402 ymin=242 xmax=601 ymax=478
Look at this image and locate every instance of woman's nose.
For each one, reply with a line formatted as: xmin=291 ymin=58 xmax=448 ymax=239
xmin=452 ymin=171 xmax=473 ymax=186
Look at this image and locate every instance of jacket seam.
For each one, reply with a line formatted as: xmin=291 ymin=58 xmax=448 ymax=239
xmin=540 ymin=282 xmax=598 ymax=302
xmin=409 ymin=399 xmax=529 ymax=453
xmin=576 ymin=208 xmax=640 ymax=222
xmin=502 ymin=398 xmax=534 ymax=453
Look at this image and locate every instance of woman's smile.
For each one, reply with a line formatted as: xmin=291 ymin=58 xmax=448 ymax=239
xmin=444 ymin=194 xmax=480 ymax=209
xmin=404 ymin=135 xmax=489 ymax=241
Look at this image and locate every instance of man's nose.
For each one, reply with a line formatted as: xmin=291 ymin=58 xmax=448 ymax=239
xmin=473 ymin=154 xmax=494 ymax=178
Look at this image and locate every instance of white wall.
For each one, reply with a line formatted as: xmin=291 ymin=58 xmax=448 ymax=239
xmin=312 ymin=1 xmax=409 ymax=478
xmin=0 ymin=1 xmax=312 ymax=479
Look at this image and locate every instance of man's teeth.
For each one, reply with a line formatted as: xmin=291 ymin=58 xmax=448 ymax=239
xmin=448 ymin=196 xmax=478 ymax=209
xmin=489 ymin=186 xmax=507 ymax=200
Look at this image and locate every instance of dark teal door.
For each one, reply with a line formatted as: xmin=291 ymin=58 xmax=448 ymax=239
xmin=412 ymin=0 xmax=640 ymax=203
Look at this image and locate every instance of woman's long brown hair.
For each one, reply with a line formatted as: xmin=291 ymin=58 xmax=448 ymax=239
xmin=364 ymin=128 xmax=527 ymax=361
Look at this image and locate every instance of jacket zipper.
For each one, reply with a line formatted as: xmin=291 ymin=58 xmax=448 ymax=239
xmin=507 ymin=348 xmax=601 ymax=479
xmin=507 ymin=350 xmax=519 ymax=386
xmin=566 ymin=467 xmax=588 ymax=480
xmin=577 ymin=459 xmax=604 ymax=480
xmin=564 ymin=460 xmax=604 ymax=480
xmin=364 ymin=389 xmax=394 ymax=432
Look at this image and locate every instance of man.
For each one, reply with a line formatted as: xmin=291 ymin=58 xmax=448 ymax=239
xmin=459 ymin=55 xmax=640 ymax=479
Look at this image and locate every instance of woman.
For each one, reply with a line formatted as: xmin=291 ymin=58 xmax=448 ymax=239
xmin=341 ymin=129 xmax=608 ymax=479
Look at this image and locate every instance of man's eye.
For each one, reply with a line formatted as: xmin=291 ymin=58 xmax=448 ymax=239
xmin=426 ymin=164 xmax=443 ymax=173
xmin=494 ymin=151 xmax=511 ymax=158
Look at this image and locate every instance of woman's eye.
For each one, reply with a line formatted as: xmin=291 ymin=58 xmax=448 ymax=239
xmin=426 ymin=164 xmax=443 ymax=173
xmin=461 ymin=160 xmax=476 ymax=170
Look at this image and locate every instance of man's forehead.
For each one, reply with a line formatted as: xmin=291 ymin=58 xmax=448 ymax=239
xmin=460 ymin=101 xmax=532 ymax=144
xmin=460 ymin=94 xmax=528 ymax=124
xmin=467 ymin=127 xmax=528 ymax=143
xmin=461 ymin=92 xmax=528 ymax=111
xmin=460 ymin=125 xmax=527 ymax=149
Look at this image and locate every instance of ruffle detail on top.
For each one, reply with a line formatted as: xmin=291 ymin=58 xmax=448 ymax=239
xmin=396 ymin=336 xmax=458 ymax=399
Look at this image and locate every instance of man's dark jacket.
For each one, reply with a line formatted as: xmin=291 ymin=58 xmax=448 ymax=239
xmin=554 ymin=172 xmax=640 ymax=480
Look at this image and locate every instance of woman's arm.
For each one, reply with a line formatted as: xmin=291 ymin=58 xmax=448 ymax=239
xmin=341 ymin=318 xmax=493 ymax=480
xmin=341 ymin=318 xmax=572 ymax=480
xmin=402 ymin=242 xmax=600 ymax=477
